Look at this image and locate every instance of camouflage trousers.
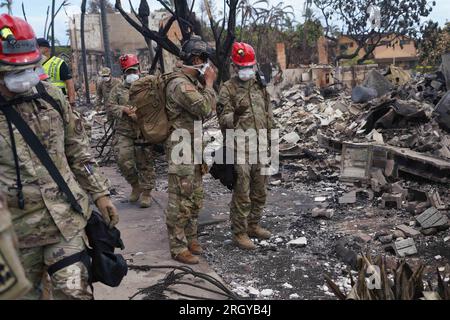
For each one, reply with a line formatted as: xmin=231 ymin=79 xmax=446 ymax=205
xmin=230 ymin=164 xmax=268 ymax=235
xmin=114 ymin=134 xmax=155 ymax=191
xmin=165 ymin=165 xmax=204 ymax=257
xmin=19 ymin=231 xmax=91 ymax=300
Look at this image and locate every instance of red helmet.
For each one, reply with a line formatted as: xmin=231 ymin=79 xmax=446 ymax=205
xmin=119 ymin=54 xmax=139 ymax=72
xmin=231 ymin=42 xmax=256 ymax=67
xmin=0 ymin=14 xmax=41 ymax=70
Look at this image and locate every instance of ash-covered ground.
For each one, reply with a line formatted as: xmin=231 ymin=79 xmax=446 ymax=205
xmin=199 ymin=161 xmax=450 ymax=300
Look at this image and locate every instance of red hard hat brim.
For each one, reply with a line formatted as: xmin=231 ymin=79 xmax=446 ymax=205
xmin=124 ymin=64 xmax=139 ymax=72
xmin=0 ymin=52 xmax=42 ymax=66
xmin=233 ymin=60 xmax=257 ymax=67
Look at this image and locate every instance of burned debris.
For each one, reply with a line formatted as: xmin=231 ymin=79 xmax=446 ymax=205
xmin=244 ymin=61 xmax=450 ymax=299
xmin=326 ymin=255 xmax=450 ymax=300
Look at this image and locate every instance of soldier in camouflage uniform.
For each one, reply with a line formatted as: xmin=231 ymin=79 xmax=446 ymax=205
xmin=165 ymin=36 xmax=217 ymax=265
xmin=217 ymin=42 xmax=274 ymax=250
xmin=107 ymin=54 xmax=155 ymax=208
xmin=0 ymin=14 xmax=119 ymax=299
xmin=96 ymin=67 xmax=120 ymax=113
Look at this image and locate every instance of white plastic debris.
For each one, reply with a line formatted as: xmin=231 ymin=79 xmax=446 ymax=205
xmin=270 ymin=180 xmax=282 ymax=186
xmin=282 ymin=283 xmax=293 ymax=289
xmin=259 ymin=240 xmax=270 ymax=247
xmin=260 ymin=289 xmax=274 ymax=297
xmin=282 ymin=132 xmax=301 ymax=144
xmin=287 ymin=237 xmax=307 ymax=247
xmin=289 ymin=293 xmax=300 ymax=299
xmin=247 ymin=287 xmax=260 ymax=296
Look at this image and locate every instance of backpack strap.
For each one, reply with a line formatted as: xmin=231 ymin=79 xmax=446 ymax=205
xmin=47 ymin=250 xmax=91 ymax=278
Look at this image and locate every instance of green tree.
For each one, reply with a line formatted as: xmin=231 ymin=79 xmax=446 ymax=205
xmin=418 ymin=21 xmax=450 ymax=66
xmin=88 ymin=0 xmax=115 ymax=14
xmin=314 ymin=0 xmax=436 ymax=64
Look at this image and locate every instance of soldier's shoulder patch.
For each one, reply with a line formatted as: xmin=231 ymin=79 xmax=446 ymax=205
xmin=181 ymin=83 xmax=197 ymax=93
xmin=0 ymin=252 xmax=17 ymax=294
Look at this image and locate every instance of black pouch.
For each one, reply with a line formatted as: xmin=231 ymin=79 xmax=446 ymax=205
xmin=85 ymin=211 xmax=128 ymax=287
xmin=47 ymin=212 xmax=128 ymax=289
xmin=209 ymin=146 xmax=235 ymax=191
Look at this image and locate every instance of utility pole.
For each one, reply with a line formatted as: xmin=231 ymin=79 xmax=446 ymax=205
xmin=100 ymin=0 xmax=112 ymax=69
xmin=81 ymin=0 xmax=91 ymax=105
xmin=51 ymin=0 xmax=56 ymax=56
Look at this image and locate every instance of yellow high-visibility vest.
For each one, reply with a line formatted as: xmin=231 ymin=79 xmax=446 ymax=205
xmin=42 ymin=56 xmax=67 ymax=90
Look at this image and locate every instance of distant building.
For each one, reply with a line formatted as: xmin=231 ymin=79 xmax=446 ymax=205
xmin=372 ymin=34 xmax=418 ymax=69
xmin=68 ymin=11 xmax=181 ymax=87
xmin=336 ymin=34 xmax=419 ymax=69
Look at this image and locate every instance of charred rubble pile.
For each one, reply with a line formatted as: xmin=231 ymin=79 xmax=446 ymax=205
xmin=271 ymin=67 xmax=450 ymax=259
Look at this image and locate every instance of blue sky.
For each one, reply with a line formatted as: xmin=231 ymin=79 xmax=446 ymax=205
xmin=2 ymin=0 xmax=449 ymax=45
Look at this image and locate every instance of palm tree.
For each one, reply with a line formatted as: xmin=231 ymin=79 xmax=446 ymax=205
xmin=237 ymin=0 xmax=269 ymax=41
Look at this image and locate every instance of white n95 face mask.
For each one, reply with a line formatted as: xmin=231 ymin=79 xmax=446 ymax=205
xmin=126 ymin=74 xmax=139 ymax=84
xmin=183 ymin=61 xmax=210 ymax=75
xmin=3 ymin=69 xmax=40 ymax=93
xmin=238 ymin=68 xmax=256 ymax=81
xmin=196 ymin=62 xmax=210 ymax=75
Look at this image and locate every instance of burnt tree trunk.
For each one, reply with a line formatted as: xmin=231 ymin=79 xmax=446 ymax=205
xmin=100 ymin=0 xmax=113 ymax=69
xmin=138 ymin=0 xmax=155 ymax=63
xmin=81 ymin=0 xmax=90 ymax=105
xmin=51 ymin=0 xmax=56 ymax=56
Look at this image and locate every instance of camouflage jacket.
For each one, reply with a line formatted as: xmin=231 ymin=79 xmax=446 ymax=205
xmin=0 ymin=82 xmax=110 ymax=249
xmin=107 ymin=81 xmax=136 ymax=138
xmin=217 ymin=77 xmax=275 ymax=159
xmin=218 ymin=77 xmax=274 ymax=131
xmin=96 ymin=77 xmax=121 ymax=110
xmin=165 ymin=70 xmax=216 ymax=176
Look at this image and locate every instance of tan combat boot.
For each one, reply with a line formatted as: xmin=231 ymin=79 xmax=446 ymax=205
xmin=129 ymin=185 xmax=142 ymax=203
xmin=140 ymin=190 xmax=152 ymax=208
xmin=188 ymin=240 xmax=203 ymax=255
xmin=233 ymin=234 xmax=257 ymax=250
xmin=248 ymin=225 xmax=272 ymax=240
xmin=174 ymin=250 xmax=199 ymax=265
